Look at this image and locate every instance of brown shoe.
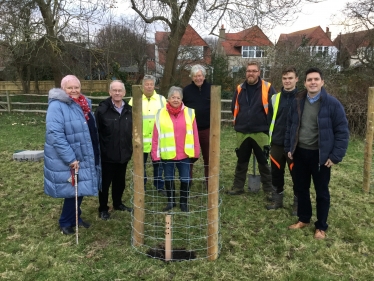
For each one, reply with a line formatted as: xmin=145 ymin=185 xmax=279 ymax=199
xmin=288 ymin=221 xmax=309 ymax=229
xmin=314 ymin=229 xmax=326 ymax=240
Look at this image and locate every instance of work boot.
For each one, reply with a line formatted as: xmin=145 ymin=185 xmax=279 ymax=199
xmin=180 ymin=182 xmax=190 ymax=212
xmin=163 ymin=180 xmax=176 ymax=211
xmin=292 ymin=196 xmax=298 ymax=216
xmin=266 ymin=186 xmax=277 ymax=201
xmin=227 ymin=162 xmax=248 ymax=195
xmin=266 ymin=192 xmax=284 ymax=210
xmin=258 ymin=163 xmax=272 ymax=193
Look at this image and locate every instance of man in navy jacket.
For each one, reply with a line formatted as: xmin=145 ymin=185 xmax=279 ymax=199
xmin=285 ymin=67 xmax=349 ymax=240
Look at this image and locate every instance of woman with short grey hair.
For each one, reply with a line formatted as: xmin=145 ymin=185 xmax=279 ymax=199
xmin=183 ymin=64 xmax=211 ymax=187
xmin=189 ymin=64 xmax=206 ymax=78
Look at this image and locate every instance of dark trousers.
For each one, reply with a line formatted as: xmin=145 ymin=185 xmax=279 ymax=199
xmin=293 ymin=147 xmax=331 ymax=231
xmin=270 ymin=144 xmax=296 ymax=195
xmin=59 ymin=196 xmax=83 ymax=227
xmin=144 ymin=153 xmax=164 ymax=190
xmin=99 ymin=161 xmax=128 ymax=212
xmin=236 ymin=136 xmax=268 ymax=165
xmin=190 ymin=128 xmax=210 ymax=182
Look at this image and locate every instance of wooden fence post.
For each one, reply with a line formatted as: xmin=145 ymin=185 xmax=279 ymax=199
xmin=6 ymin=91 xmax=11 ymax=113
xmin=132 ymin=85 xmax=145 ymax=246
xmin=363 ymin=87 xmax=374 ymax=193
xmin=207 ymin=85 xmax=221 ymax=261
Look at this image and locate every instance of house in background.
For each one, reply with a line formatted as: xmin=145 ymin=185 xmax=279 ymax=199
xmin=333 ymin=29 xmax=374 ymax=69
xmin=155 ymin=25 xmax=211 ymax=86
xmin=277 ymin=26 xmax=338 ymax=61
xmin=217 ymin=25 xmax=274 ymax=79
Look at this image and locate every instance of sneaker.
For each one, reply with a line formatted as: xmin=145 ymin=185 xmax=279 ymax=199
xmin=113 ymin=204 xmax=133 ymax=212
xmin=99 ymin=211 xmax=111 ymax=220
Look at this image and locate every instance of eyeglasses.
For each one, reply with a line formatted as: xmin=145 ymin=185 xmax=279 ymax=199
xmin=246 ymin=70 xmax=259 ymax=73
xmin=111 ymin=89 xmax=124 ymax=93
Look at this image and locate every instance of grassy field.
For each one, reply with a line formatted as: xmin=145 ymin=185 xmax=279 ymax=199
xmin=0 ymin=113 xmax=373 ymax=281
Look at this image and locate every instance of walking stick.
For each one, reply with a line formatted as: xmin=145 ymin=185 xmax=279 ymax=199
xmin=75 ymin=168 xmax=79 ymax=245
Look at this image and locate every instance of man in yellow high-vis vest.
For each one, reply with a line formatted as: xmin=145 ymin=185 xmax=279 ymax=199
xmin=129 ymin=75 xmax=166 ymax=194
xmin=266 ymin=67 xmax=298 ymax=213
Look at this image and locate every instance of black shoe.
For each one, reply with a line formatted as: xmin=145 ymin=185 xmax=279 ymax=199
xmin=99 ymin=211 xmax=111 ymax=220
xmin=78 ymin=220 xmax=91 ymax=228
xmin=158 ymin=189 xmax=167 ymax=196
xmin=113 ymin=204 xmax=133 ymax=212
xmin=60 ymin=226 xmax=75 ymax=235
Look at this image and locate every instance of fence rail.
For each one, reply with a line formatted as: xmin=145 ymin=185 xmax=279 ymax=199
xmin=0 ymin=92 xmax=234 ymax=122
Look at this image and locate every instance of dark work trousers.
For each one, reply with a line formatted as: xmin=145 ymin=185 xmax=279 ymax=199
xmin=233 ymin=136 xmax=271 ymax=190
xmin=190 ymin=128 xmax=210 ymax=182
xmin=59 ymin=196 xmax=83 ymax=227
xmin=270 ymin=144 xmax=296 ymax=195
xmin=99 ymin=161 xmax=128 ymax=212
xmin=144 ymin=153 xmax=164 ymax=190
xmin=293 ymin=147 xmax=331 ymax=231
xmin=237 ymin=137 xmax=268 ymax=165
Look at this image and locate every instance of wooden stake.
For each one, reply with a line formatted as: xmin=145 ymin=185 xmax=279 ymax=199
xmin=132 ymin=85 xmax=145 ymax=246
xmin=207 ymin=85 xmax=221 ymax=261
xmin=165 ymin=215 xmax=172 ymax=261
xmin=363 ymin=87 xmax=374 ymax=193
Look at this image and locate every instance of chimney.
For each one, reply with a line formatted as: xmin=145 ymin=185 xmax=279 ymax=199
xmin=219 ymin=24 xmax=226 ymax=40
xmin=326 ymin=27 xmax=331 ymax=40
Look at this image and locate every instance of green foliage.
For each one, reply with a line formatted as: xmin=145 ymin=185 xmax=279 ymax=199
xmin=211 ymin=53 xmax=232 ymax=92
xmin=1 ymin=113 xmax=374 ymax=280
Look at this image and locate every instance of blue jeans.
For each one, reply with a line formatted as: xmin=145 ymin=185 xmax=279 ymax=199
xmin=162 ymin=158 xmax=191 ymax=183
xmin=293 ymin=147 xmax=331 ymax=231
xmin=144 ymin=153 xmax=164 ymax=190
xmin=59 ymin=196 xmax=83 ymax=227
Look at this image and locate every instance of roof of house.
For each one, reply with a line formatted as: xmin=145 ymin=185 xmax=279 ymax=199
xmin=155 ymin=24 xmax=209 ymax=48
xmin=155 ymin=24 xmax=210 ymax=66
xmin=333 ymin=29 xmax=374 ymax=56
xmin=277 ymin=26 xmax=334 ymax=47
xmin=220 ymin=25 xmax=273 ymax=56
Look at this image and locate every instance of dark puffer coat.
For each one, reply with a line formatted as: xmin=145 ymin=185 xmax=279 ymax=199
xmin=284 ymin=87 xmax=349 ymax=165
xmin=95 ymin=97 xmax=133 ymax=163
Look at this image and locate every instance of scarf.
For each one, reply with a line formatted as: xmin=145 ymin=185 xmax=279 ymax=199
xmin=71 ymin=95 xmax=90 ymax=120
xmin=166 ymin=102 xmax=182 ymax=116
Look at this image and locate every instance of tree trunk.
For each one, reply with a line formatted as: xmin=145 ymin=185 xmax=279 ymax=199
xmin=159 ymin=27 xmax=188 ymax=95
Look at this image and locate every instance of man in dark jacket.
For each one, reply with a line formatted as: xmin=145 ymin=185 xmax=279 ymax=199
xmin=266 ymin=67 xmax=298 ymax=212
xmin=285 ymin=67 xmax=349 ymax=240
xmin=183 ymin=64 xmax=211 ymax=185
xmin=95 ymin=80 xmax=133 ymax=220
xmin=228 ymin=61 xmax=277 ymax=196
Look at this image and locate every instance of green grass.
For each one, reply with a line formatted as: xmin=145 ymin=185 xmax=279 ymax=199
xmin=0 ymin=113 xmax=374 ymax=280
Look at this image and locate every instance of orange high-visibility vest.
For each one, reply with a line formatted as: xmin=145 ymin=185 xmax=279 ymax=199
xmin=233 ymin=80 xmax=271 ymax=125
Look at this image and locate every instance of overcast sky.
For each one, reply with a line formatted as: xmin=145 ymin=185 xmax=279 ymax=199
xmin=114 ymin=0 xmax=353 ymax=43
xmin=267 ymin=0 xmax=351 ymax=42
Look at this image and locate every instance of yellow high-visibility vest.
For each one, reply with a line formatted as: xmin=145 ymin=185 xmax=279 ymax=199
xmin=269 ymin=92 xmax=281 ymax=144
xmin=129 ymin=91 xmax=166 ymax=152
xmin=155 ymin=107 xmax=195 ymax=159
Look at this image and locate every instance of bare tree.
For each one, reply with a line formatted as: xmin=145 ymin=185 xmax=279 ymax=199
xmin=340 ymin=0 xmax=374 ymax=70
xmin=129 ymin=0 xmax=322 ymax=94
xmin=95 ymin=16 xmax=149 ymax=82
